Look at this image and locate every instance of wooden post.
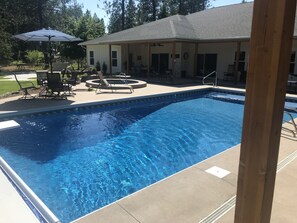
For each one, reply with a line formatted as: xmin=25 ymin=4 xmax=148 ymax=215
xmin=127 ymin=44 xmax=130 ymax=74
xmin=147 ymin=43 xmax=151 ymax=78
xmin=193 ymin=42 xmax=199 ymax=76
xmin=109 ymin=44 xmax=112 ymax=75
xmin=172 ymin=42 xmax=176 ymax=78
xmin=235 ymin=0 xmax=296 ymax=222
xmin=234 ymin=41 xmax=241 ymax=83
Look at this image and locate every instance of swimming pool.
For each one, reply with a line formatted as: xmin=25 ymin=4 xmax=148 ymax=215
xmin=0 ymin=90 xmax=287 ymax=222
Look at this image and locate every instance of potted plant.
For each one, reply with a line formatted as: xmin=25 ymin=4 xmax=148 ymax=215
xmin=102 ymin=62 xmax=107 ymax=74
xmin=95 ymin=61 xmax=101 ymax=71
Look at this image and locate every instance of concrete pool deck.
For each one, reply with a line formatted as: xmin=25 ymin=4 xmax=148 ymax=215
xmin=0 ymin=83 xmax=297 ymax=223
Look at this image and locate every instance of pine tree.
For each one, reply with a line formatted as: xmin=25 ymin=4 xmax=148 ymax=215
xmin=163 ymin=0 xmax=210 ymax=16
xmin=125 ymin=0 xmax=137 ymax=29
xmin=158 ymin=1 xmax=169 ymax=19
xmin=137 ymin=0 xmax=160 ymax=24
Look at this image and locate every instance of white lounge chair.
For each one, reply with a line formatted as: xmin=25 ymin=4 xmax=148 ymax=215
xmin=96 ymin=71 xmax=134 ymax=93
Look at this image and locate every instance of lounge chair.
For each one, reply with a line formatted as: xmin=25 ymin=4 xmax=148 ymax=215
xmin=96 ymin=71 xmax=133 ymax=93
xmin=13 ymin=73 xmax=37 ymax=99
xmin=46 ymin=72 xmax=72 ymax=98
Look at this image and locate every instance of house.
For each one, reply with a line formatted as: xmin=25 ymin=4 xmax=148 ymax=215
xmin=79 ymin=2 xmax=297 ymax=82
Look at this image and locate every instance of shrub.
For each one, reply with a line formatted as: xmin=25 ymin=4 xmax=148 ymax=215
xmin=26 ymin=50 xmax=44 ymax=66
xmin=102 ymin=62 xmax=107 ymax=74
xmin=95 ymin=61 xmax=101 ymax=71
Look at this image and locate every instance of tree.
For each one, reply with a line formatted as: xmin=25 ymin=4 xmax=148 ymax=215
xmin=137 ymin=0 xmax=160 ymax=24
xmin=107 ymin=3 xmax=123 ymax=33
xmin=125 ymin=0 xmax=137 ymax=29
xmin=158 ymin=1 xmax=169 ymax=19
xmin=61 ymin=10 xmax=105 ymax=69
xmin=163 ymin=0 xmax=210 ymax=16
xmin=102 ymin=0 xmax=138 ymax=33
xmin=101 ymin=0 xmax=125 ymax=33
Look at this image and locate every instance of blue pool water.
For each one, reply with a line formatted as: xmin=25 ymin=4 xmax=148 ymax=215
xmin=0 ymin=91 xmax=281 ymax=222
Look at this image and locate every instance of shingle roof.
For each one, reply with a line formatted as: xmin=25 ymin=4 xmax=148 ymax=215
xmin=80 ymin=14 xmax=195 ymax=45
xmin=80 ymin=2 xmax=297 ymax=45
xmin=187 ymin=3 xmax=253 ymax=40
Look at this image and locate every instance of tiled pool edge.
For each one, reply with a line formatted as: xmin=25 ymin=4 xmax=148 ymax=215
xmin=5 ymin=86 xmax=297 ymax=121
xmin=0 ymin=88 xmax=213 ymax=119
xmin=0 ymin=86 xmax=252 ymax=120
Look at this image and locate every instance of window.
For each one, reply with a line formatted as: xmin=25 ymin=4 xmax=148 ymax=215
xmin=289 ymin=52 xmax=296 ymax=74
xmin=234 ymin=51 xmax=246 ymax=72
xmin=89 ymin=51 xmax=94 ymax=65
xmin=197 ymin=54 xmax=217 ymax=76
xmin=112 ymin=51 xmax=117 ymax=67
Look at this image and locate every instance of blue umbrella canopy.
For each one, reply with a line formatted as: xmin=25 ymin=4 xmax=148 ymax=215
xmin=13 ymin=28 xmax=82 ymax=73
xmin=13 ymin=28 xmax=81 ymax=42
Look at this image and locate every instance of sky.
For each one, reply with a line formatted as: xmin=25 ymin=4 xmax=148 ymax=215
xmin=76 ymin=0 xmax=253 ymax=26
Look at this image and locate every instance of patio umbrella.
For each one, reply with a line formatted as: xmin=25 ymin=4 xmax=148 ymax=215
xmin=13 ymin=28 xmax=82 ymax=73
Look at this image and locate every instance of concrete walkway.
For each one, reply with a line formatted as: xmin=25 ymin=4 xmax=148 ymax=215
xmin=0 ymin=72 xmax=37 ymax=81
xmin=0 ymin=169 xmax=40 ymax=223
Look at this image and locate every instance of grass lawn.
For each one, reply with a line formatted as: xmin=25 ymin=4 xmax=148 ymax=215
xmin=0 ymin=80 xmax=37 ymax=96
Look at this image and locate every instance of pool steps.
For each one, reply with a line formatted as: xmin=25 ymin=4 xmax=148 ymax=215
xmin=0 ymin=120 xmax=20 ymax=131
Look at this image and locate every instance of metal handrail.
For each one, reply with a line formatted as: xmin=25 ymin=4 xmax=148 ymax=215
xmin=282 ymin=111 xmax=297 ymax=137
xmin=202 ymin=71 xmax=217 ymax=87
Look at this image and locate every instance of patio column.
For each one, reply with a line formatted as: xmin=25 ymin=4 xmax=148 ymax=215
xmin=171 ymin=42 xmax=176 ymax=77
xmin=234 ymin=41 xmax=241 ymax=83
xmin=235 ymin=0 xmax=296 ymax=222
xmin=193 ymin=42 xmax=199 ymax=76
xmin=109 ymin=44 xmax=112 ymax=75
xmin=147 ymin=43 xmax=151 ymax=77
xmin=127 ymin=44 xmax=130 ymax=74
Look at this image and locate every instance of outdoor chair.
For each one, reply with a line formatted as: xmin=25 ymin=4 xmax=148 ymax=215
xmin=46 ymin=72 xmax=73 ymax=98
xmin=66 ymin=72 xmax=78 ymax=86
xmin=36 ymin=70 xmax=48 ymax=96
xmin=13 ymin=73 xmax=37 ymax=99
xmin=96 ymin=71 xmax=133 ymax=93
xmin=223 ymin=64 xmax=235 ymax=81
xmin=61 ymin=69 xmax=80 ymax=86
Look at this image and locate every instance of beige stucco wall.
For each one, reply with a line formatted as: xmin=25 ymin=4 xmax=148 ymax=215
xmin=87 ymin=39 xmax=297 ymax=79
xmin=194 ymin=42 xmax=250 ymax=80
xmin=87 ymin=45 xmax=122 ymax=74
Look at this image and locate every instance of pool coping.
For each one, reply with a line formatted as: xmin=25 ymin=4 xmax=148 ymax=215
xmin=0 ymin=86 xmax=213 ymax=119
xmin=0 ymin=157 xmax=60 ymax=223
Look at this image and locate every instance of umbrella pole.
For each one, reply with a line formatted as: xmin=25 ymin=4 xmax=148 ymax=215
xmin=49 ymin=50 xmax=53 ymax=74
xmin=49 ymin=37 xmax=53 ymax=74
